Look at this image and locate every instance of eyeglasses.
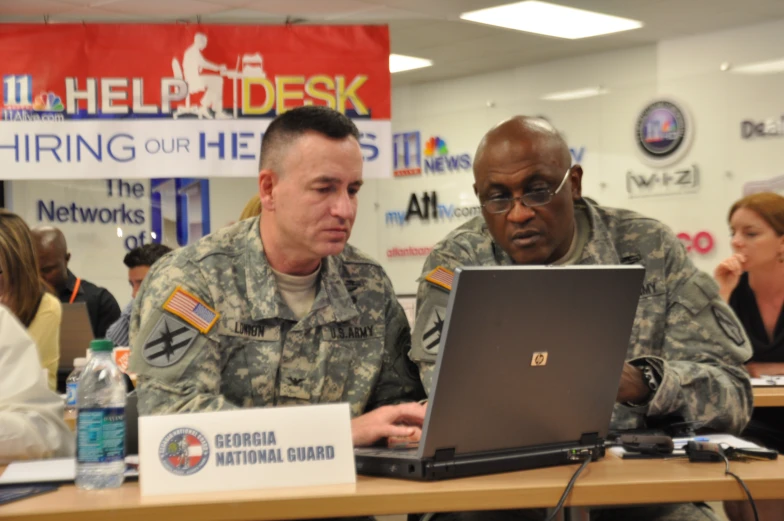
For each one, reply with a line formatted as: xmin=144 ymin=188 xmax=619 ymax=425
xmin=480 ymin=168 xmax=571 ymax=215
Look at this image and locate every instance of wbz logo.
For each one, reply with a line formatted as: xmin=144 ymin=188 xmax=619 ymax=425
xmin=3 ymin=74 xmax=33 ymax=106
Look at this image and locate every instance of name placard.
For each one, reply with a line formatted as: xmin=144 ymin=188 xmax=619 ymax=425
xmin=138 ymin=403 xmax=355 ymax=497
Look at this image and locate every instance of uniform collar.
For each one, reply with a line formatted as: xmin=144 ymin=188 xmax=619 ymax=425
xmin=574 ymin=201 xmax=621 ymax=265
xmin=244 ymin=221 xmax=358 ymax=325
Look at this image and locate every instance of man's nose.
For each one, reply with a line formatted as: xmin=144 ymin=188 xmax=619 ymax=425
xmin=506 ymin=199 xmax=536 ymax=223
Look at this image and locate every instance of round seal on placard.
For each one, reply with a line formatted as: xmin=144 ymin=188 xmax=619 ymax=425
xmin=158 ymin=427 xmax=210 ymax=476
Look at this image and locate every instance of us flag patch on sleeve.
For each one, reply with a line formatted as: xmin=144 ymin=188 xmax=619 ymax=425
xmin=163 ymin=287 xmax=220 ymax=334
xmin=425 ymin=266 xmax=454 ymax=292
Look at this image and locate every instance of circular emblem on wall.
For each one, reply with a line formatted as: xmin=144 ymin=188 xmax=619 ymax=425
xmin=635 ymin=99 xmax=693 ymax=167
xmin=158 ymin=427 xmax=210 ymax=476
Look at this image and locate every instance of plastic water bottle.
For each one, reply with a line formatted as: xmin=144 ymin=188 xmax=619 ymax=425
xmin=76 ymin=339 xmax=126 ymax=490
xmin=64 ymin=358 xmax=87 ymax=418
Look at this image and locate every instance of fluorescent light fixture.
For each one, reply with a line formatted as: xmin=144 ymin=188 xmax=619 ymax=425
xmin=460 ymin=1 xmax=643 ymax=39
xmin=389 ymin=54 xmax=433 ymax=73
xmin=541 ymin=86 xmax=608 ymax=101
xmin=730 ymin=58 xmax=784 ymax=75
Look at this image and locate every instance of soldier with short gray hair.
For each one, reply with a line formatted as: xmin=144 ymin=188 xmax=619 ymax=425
xmin=130 ymin=107 xmax=426 ymax=465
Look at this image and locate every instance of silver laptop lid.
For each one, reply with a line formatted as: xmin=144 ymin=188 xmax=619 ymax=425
xmin=419 ymin=265 xmax=644 ymax=458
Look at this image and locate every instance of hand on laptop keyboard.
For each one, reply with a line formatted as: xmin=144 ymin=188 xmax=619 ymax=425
xmin=351 ymin=402 xmax=426 ymax=447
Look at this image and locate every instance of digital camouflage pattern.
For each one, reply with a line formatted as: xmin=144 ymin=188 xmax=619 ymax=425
xmin=129 ymin=218 xmax=424 ymax=417
xmin=410 ymin=201 xmax=753 ymax=435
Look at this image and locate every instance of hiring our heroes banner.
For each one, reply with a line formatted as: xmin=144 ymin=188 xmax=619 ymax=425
xmin=0 ymin=24 xmax=391 ymax=179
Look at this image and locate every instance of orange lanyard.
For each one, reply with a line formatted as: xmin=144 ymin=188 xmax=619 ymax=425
xmin=69 ymin=278 xmax=82 ymax=304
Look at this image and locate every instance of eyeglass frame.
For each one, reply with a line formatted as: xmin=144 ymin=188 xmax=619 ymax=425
xmin=478 ymin=167 xmax=572 ymax=215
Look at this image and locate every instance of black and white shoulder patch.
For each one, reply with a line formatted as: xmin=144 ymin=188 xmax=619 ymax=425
xmin=711 ymin=306 xmax=745 ymax=347
xmin=142 ymin=314 xmax=200 ymax=367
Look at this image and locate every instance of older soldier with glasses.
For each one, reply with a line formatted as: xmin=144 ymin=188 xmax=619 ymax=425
xmin=409 ymin=116 xmax=753 ymax=521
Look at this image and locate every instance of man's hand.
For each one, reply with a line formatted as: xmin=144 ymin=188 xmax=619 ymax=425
xmin=616 ymin=362 xmax=652 ymax=404
xmin=351 ymin=402 xmax=426 ymax=447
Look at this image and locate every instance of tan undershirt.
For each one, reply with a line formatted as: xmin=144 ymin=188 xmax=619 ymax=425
xmin=552 ymin=205 xmax=590 ymax=266
xmin=270 ymin=265 xmax=320 ymax=321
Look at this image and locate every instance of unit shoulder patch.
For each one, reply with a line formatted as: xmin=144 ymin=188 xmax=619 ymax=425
xmin=142 ymin=314 xmax=199 ymax=367
xmin=711 ymin=306 xmax=745 ymax=347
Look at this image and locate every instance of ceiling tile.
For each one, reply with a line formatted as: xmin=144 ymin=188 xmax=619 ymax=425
xmin=98 ymin=0 xmax=229 ymax=16
xmin=0 ymin=0 xmax=77 ymax=15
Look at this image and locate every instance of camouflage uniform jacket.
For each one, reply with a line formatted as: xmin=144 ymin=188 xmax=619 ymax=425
xmin=129 ymin=219 xmax=424 ymax=417
xmin=410 ymin=202 xmax=753 ymax=433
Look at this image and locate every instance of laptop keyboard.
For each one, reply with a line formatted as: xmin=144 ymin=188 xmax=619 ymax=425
xmin=354 ymin=447 xmax=420 ymax=459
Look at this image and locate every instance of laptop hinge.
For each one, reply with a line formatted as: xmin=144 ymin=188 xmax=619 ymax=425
xmin=434 ymin=448 xmax=456 ymax=462
xmin=579 ymin=432 xmax=600 ymax=445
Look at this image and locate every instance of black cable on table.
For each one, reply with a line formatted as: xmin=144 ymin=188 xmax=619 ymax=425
xmin=544 ymin=456 xmax=592 ymax=521
xmin=722 ymin=452 xmax=759 ymax=521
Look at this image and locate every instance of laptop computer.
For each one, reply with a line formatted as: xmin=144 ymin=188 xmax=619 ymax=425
xmin=355 ymin=265 xmax=645 ymax=481
xmin=59 ymin=302 xmax=95 ymax=369
xmin=57 ymin=303 xmax=95 ymax=391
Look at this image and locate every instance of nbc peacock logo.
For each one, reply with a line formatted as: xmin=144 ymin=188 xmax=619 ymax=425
xmin=424 ymin=136 xmax=449 ymax=157
xmin=32 ymin=91 xmax=65 ymax=112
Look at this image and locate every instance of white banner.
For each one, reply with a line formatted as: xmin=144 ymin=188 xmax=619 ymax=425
xmin=0 ymin=119 xmax=390 ymax=180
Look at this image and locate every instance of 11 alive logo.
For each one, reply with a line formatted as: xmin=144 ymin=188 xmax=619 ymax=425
xmin=393 ymin=131 xmax=472 ymax=177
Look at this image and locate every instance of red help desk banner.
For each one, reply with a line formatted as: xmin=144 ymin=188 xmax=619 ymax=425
xmin=0 ymin=24 xmax=391 ymax=179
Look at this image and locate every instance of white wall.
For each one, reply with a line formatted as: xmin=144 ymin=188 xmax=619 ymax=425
xmin=373 ymin=20 xmax=784 ymax=293
xmin=9 ymin=18 xmax=784 ymax=299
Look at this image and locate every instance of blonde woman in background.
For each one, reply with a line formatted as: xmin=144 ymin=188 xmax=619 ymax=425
xmin=238 ymin=194 xmax=261 ymax=220
xmin=715 ymin=192 xmax=784 ymax=521
xmin=0 ymin=210 xmax=62 ymax=390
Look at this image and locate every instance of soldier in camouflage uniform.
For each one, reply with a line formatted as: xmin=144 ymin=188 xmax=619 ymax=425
xmin=410 ymin=117 xmax=753 ymax=521
xmin=129 ymin=107 xmax=426 ymax=459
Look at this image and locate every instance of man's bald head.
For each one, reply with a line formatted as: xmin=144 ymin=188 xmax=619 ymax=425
xmin=474 ymin=116 xmax=571 ymax=183
xmin=32 ymin=226 xmax=68 ymax=255
xmin=31 ymin=226 xmax=70 ymax=292
xmin=472 ymin=115 xmax=582 ymax=265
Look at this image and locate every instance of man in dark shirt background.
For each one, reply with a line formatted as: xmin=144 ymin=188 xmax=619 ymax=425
xmin=31 ymin=226 xmax=121 ymax=338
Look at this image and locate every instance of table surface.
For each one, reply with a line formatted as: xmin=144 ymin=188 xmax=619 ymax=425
xmin=2 ymin=452 xmax=784 ymax=521
xmin=752 ymin=386 xmax=784 ymax=407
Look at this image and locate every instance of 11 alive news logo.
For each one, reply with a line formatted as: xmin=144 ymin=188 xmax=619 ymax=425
xmin=393 ymin=131 xmax=472 ymax=177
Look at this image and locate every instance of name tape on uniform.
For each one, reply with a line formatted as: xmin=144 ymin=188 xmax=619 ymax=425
xmin=138 ymin=403 xmax=355 ymax=497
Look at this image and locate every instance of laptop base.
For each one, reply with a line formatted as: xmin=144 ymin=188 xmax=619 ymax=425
xmin=356 ymin=441 xmax=605 ymax=481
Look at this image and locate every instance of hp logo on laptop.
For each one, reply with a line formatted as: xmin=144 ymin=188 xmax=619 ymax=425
xmin=531 ymin=352 xmax=549 ymax=367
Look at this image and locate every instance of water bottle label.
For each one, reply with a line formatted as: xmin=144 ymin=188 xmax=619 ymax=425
xmin=77 ymin=407 xmax=125 ymax=464
xmin=65 ymin=382 xmax=78 ymax=407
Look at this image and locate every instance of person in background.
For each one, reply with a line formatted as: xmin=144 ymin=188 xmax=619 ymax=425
xmin=715 ymin=192 xmax=784 ymax=521
xmin=31 ymin=226 xmax=121 ymax=339
xmin=0 ymin=210 xmax=62 ymax=390
xmin=106 ymin=243 xmax=173 ymax=348
xmin=129 ymin=106 xmax=426 ymax=464
xmin=238 ymin=195 xmax=262 ymax=220
xmin=410 ymin=116 xmax=752 ymax=521
xmin=0 ymin=303 xmax=74 ymax=462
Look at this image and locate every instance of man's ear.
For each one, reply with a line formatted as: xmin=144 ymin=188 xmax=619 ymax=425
xmin=258 ymin=169 xmax=278 ymax=210
xmin=569 ymin=165 xmax=583 ymax=201
xmin=65 ymin=252 xmax=71 ymax=264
